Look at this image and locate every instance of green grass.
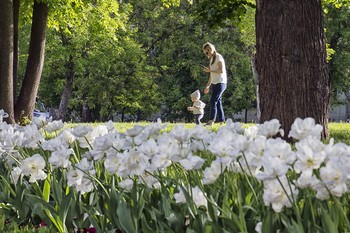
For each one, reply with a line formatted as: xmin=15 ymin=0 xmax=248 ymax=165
xmin=328 ymin=122 xmax=350 ymax=144
xmin=60 ymin=121 xmax=350 ymax=144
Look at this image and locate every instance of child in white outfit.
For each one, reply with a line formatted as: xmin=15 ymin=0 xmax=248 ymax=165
xmin=187 ymin=90 xmax=206 ymax=124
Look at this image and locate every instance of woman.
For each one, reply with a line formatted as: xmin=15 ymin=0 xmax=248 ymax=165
xmin=202 ymin=42 xmax=227 ymax=126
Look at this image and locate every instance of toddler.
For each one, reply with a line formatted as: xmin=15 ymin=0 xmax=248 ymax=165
xmin=187 ymin=90 xmax=206 ymax=125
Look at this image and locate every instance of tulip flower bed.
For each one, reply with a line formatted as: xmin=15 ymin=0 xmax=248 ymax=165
xmin=1 ymin=111 xmax=350 ymax=233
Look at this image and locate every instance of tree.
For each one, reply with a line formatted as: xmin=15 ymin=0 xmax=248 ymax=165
xmin=19 ymin=0 xmax=256 ymax=122
xmin=15 ymin=0 xmax=48 ymax=120
xmin=0 ymin=0 xmax=49 ymax=122
xmin=0 ymin=0 xmax=15 ymax=123
xmin=255 ymin=0 xmax=329 ymax=139
xmin=195 ymin=0 xmax=330 ymax=139
xmin=126 ymin=0 xmax=255 ymax=122
xmin=13 ymin=0 xmax=20 ymax=101
xmin=40 ymin=1 xmax=156 ymax=122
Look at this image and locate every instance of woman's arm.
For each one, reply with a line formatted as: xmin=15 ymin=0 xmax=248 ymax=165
xmin=204 ymin=76 xmax=212 ymax=94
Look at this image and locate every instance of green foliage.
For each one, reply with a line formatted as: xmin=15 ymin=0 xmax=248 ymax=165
xmin=24 ymin=0 xmax=257 ymax=122
xmin=324 ymin=2 xmax=350 ymax=106
xmin=236 ymin=5 xmax=256 ymax=54
xmin=19 ymin=112 xmax=31 ymax=126
xmin=17 ymin=0 xmax=350 ymax=123
xmin=194 ymin=0 xmax=255 ymax=28
xmin=322 ymin=0 xmax=350 ymax=10
xmin=129 ymin=0 xmax=255 ymax=122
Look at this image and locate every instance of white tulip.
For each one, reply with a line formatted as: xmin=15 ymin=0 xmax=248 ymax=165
xmin=20 ymin=154 xmax=47 ymax=183
xmin=288 ymin=117 xmax=323 ymax=140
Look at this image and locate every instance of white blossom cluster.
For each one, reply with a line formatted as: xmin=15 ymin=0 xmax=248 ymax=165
xmin=0 ymin=109 xmax=349 ymax=214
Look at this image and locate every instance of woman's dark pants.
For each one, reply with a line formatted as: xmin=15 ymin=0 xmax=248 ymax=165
xmin=210 ymin=83 xmax=226 ymax=123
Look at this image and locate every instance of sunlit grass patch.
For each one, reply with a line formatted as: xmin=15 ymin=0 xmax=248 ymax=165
xmin=328 ymin=122 xmax=350 ymax=144
xmin=61 ymin=121 xmax=350 ymax=144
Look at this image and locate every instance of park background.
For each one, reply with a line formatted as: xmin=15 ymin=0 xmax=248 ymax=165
xmin=1 ymin=0 xmax=350 ymax=125
xmin=3 ymin=1 xmax=350 ymax=232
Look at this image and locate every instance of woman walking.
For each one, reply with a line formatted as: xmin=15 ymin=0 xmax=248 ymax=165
xmin=202 ymin=42 xmax=227 ymax=126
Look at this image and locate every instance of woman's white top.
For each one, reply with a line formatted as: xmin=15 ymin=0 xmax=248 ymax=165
xmin=210 ymin=53 xmax=227 ymax=84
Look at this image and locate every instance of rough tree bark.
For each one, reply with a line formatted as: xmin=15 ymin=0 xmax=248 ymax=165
xmin=0 ymin=0 xmax=15 ymax=123
xmin=255 ymin=0 xmax=329 ymax=140
xmin=15 ymin=1 xmax=48 ymax=120
xmin=13 ymin=0 xmax=20 ymax=101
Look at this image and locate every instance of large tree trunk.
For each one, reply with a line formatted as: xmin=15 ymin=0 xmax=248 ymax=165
xmin=255 ymin=0 xmax=329 ymax=140
xmin=13 ymin=0 xmax=20 ymax=101
xmin=15 ymin=1 xmax=48 ymax=120
xmin=0 ymin=0 xmax=15 ymax=124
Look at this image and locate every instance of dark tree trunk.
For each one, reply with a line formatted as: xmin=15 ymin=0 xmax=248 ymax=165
xmin=255 ymin=0 xmax=329 ymax=140
xmin=81 ymin=102 xmax=92 ymax=122
xmin=0 ymin=0 xmax=15 ymax=124
xmin=15 ymin=1 xmax=48 ymax=120
xmin=13 ymin=0 xmax=19 ymax=102
xmin=137 ymin=110 xmax=141 ymax=122
xmin=58 ymin=55 xmax=74 ymax=121
xmin=251 ymin=58 xmax=260 ymax=122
